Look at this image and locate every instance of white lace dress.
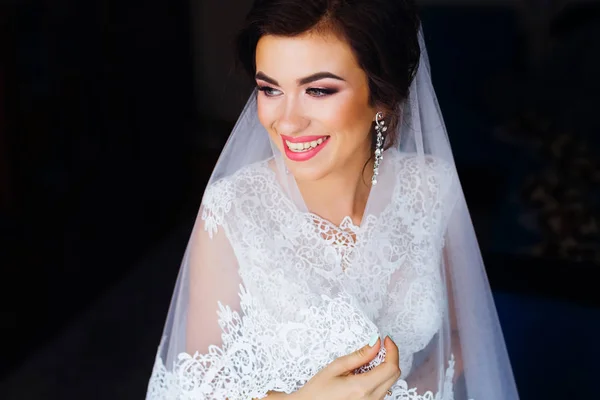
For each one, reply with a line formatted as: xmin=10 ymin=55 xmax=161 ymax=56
xmin=147 ymin=150 xmax=459 ymax=400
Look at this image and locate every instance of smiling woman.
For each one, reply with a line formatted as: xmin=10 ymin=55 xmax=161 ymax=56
xmin=145 ymin=1 xmax=519 ymax=400
xmin=254 ymin=32 xmax=376 ymax=186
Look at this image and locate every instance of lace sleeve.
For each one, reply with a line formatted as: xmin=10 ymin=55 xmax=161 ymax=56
xmin=201 ymin=178 xmax=236 ymax=238
xmin=146 ymin=178 xmax=253 ymax=399
xmin=148 ymin=174 xmax=302 ymax=400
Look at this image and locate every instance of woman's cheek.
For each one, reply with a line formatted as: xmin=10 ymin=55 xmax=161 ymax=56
xmin=257 ymin=101 xmax=274 ymax=129
xmin=333 ymin=101 xmax=368 ymax=137
xmin=316 ymin=97 xmax=353 ymax=128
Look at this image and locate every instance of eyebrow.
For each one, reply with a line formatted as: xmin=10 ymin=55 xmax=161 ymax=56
xmin=255 ymin=71 xmax=345 ymax=86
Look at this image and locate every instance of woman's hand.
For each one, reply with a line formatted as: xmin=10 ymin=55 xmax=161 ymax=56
xmin=289 ymin=336 xmax=401 ymax=400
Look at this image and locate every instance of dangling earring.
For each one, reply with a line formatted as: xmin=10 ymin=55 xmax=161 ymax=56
xmin=372 ymin=111 xmax=387 ymax=185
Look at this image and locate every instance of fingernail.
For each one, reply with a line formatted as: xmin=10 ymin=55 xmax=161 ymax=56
xmin=368 ymin=333 xmax=379 ymax=347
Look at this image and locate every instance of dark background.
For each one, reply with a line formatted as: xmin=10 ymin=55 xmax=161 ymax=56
xmin=1 ymin=0 xmax=599 ymax=398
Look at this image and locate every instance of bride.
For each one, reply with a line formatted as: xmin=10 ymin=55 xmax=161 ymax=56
xmin=146 ymin=0 xmax=518 ymax=399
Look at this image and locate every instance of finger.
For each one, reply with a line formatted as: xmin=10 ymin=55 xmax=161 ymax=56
xmin=327 ymin=335 xmax=382 ymax=377
xmin=362 ymin=369 xmax=400 ymax=400
xmin=372 ymin=374 xmax=400 ymax=400
xmin=382 ymin=336 xmax=400 ymax=368
xmin=356 ymin=336 xmax=401 ymax=387
xmin=349 ymin=369 xmax=397 ymax=400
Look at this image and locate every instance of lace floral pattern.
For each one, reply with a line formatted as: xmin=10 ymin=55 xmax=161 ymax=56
xmin=387 ymin=355 xmax=458 ymax=400
xmin=147 ymin=151 xmax=460 ymax=400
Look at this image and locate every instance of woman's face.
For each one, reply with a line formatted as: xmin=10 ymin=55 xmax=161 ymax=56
xmin=255 ymin=30 xmax=377 ymax=182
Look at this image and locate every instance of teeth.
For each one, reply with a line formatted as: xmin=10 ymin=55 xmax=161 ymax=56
xmin=285 ymin=137 xmax=328 ymax=152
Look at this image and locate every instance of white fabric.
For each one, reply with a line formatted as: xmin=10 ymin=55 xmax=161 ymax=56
xmin=145 ymin=28 xmax=519 ymax=400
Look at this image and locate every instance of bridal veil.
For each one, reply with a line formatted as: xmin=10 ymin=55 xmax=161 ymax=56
xmin=145 ymin=17 xmax=519 ymax=400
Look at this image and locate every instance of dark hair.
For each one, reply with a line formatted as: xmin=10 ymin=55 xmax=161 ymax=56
xmin=235 ymin=0 xmax=421 ymax=146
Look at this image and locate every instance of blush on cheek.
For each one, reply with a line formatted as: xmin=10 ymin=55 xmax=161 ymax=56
xmin=326 ymin=98 xmax=372 ymax=140
xmin=257 ymin=110 xmax=282 ymax=149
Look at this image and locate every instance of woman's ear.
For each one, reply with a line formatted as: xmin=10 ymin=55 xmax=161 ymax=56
xmin=372 ymin=102 xmax=395 ymax=122
xmin=371 ymin=107 xmax=387 ymax=122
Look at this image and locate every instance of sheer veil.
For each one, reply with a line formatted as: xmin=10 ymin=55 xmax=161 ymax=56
xmin=145 ymin=26 xmax=519 ymax=400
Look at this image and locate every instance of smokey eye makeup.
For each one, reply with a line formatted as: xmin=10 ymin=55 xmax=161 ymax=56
xmin=306 ymin=87 xmax=339 ymax=97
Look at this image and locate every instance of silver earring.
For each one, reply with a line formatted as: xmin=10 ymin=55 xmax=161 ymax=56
xmin=372 ymin=111 xmax=387 ymax=185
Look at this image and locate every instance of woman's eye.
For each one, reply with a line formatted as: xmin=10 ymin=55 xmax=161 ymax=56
xmin=257 ymin=86 xmax=282 ymax=97
xmin=306 ymin=88 xmax=337 ymax=97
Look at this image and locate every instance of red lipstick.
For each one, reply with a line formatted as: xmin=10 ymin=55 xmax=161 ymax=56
xmin=280 ymin=134 xmax=330 ymax=162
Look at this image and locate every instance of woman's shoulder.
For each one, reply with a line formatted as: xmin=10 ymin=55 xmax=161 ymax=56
xmin=205 ymin=158 xmax=272 ymax=194
xmin=387 ymin=149 xmax=458 ymax=203
xmin=388 ymin=149 xmax=454 ymax=175
xmin=389 ymin=150 xmax=456 ymax=184
xmin=200 ymin=159 xmax=274 ymax=234
xmin=384 ymin=150 xmax=460 ymax=235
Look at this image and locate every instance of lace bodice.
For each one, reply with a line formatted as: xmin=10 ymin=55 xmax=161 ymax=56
xmin=147 ymin=151 xmax=459 ymax=400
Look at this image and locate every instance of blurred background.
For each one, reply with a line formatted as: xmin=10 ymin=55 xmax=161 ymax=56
xmin=1 ymin=0 xmax=599 ymax=398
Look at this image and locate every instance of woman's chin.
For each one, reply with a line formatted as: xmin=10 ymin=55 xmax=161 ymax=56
xmin=286 ymin=156 xmax=334 ymax=183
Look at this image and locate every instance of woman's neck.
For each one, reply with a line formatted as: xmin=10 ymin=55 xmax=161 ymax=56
xmin=296 ymin=148 xmax=374 ymax=227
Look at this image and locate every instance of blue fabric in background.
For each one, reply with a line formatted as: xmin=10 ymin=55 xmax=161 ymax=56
xmin=495 ymin=292 xmax=600 ymax=399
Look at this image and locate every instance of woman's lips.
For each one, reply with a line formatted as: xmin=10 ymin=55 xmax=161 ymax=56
xmin=280 ymin=134 xmax=330 ymax=162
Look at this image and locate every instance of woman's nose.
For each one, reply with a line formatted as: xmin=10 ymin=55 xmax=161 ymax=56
xmin=274 ymin=100 xmax=309 ymax=136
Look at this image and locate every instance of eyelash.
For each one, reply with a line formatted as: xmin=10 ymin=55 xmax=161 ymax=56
xmin=257 ymin=86 xmax=337 ymax=98
xmin=307 ymin=88 xmax=337 ymax=97
xmin=257 ymin=86 xmax=282 ymax=97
